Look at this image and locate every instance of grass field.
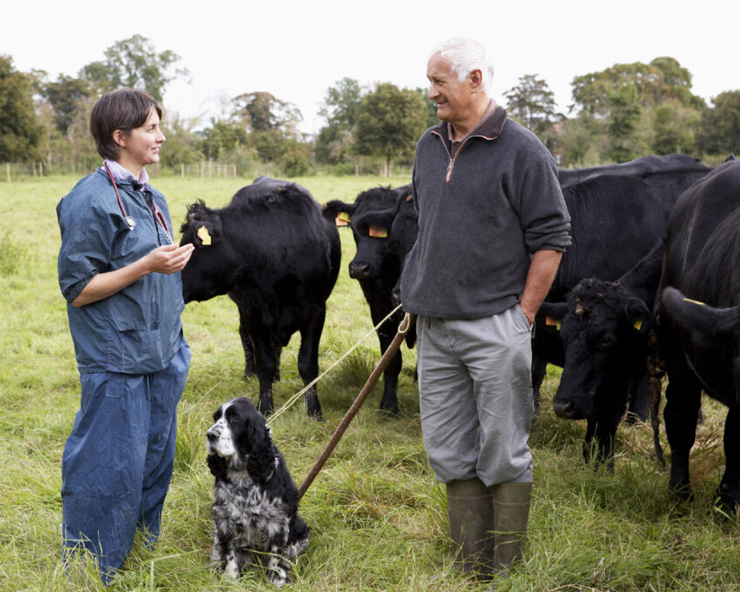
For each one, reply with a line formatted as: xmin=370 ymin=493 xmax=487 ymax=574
xmin=1 ymin=173 xmax=740 ymax=592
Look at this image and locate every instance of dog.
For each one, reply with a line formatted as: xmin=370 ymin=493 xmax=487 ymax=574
xmin=206 ymin=397 xmax=310 ymax=585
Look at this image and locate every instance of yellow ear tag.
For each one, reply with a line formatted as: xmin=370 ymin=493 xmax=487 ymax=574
xmin=683 ymin=297 xmax=706 ymax=306
xmin=633 ymin=317 xmax=643 ymax=331
xmin=336 ymin=212 xmax=350 ymax=227
xmin=197 ymin=225 xmax=212 ymax=246
xmin=369 ymin=224 xmax=388 ymax=238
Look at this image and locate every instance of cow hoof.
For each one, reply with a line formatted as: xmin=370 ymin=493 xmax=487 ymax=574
xmin=715 ymin=483 xmax=740 ymax=517
xmin=379 ymin=401 xmax=399 ymax=417
xmin=306 ymin=396 xmax=322 ymax=421
xmin=259 ymin=397 xmax=275 ymax=417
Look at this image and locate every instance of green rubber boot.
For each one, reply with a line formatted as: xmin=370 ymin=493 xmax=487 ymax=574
xmin=446 ymin=478 xmax=495 ymax=578
xmin=491 ymin=481 xmax=532 ymax=577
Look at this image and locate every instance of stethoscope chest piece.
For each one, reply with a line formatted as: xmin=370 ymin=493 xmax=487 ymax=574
xmin=125 ymin=216 xmax=136 ymax=230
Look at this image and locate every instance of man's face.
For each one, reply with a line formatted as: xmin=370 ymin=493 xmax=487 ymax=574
xmin=426 ymin=52 xmax=474 ymax=125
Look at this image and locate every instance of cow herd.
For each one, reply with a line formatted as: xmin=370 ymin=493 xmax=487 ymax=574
xmin=178 ymin=155 xmax=740 ymax=514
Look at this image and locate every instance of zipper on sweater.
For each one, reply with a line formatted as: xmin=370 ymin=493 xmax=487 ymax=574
xmin=433 ymin=130 xmax=498 ymax=182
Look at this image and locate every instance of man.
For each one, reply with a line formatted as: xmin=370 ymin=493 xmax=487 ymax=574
xmin=400 ymin=38 xmax=571 ymax=578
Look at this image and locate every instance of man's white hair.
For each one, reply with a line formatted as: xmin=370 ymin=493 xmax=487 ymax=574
xmin=430 ymin=37 xmax=494 ymax=95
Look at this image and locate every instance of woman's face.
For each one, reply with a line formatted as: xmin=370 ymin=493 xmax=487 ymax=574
xmin=115 ymin=108 xmax=166 ymax=173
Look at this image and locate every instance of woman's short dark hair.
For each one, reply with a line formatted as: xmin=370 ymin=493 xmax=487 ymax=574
xmin=89 ymin=88 xmax=163 ymax=161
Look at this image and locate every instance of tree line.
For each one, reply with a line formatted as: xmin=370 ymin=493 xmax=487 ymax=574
xmin=2 ymin=35 xmax=739 ymax=178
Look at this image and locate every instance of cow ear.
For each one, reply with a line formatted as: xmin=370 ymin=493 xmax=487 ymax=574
xmin=624 ymin=296 xmax=651 ymax=334
xmin=193 ymin=217 xmax=221 ymax=248
xmin=662 ymin=287 xmax=740 ymax=348
xmin=537 ymin=301 xmax=568 ymax=330
xmin=322 ymin=200 xmax=355 ymax=226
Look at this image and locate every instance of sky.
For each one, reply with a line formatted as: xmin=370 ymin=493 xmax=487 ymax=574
xmin=4 ymin=0 xmax=737 ymax=135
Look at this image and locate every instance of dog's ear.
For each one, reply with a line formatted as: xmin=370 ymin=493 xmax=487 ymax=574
xmin=207 ymin=453 xmax=228 ymax=479
xmin=243 ymin=419 xmax=276 ymax=482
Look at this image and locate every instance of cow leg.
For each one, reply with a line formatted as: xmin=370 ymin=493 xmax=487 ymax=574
xmin=583 ymin=418 xmax=596 ymax=465
xmin=717 ymin=406 xmax=740 ymax=514
xmin=238 ymin=317 xmax=257 ymax=379
xmin=531 ymin=356 xmax=547 ymax=414
xmin=249 ymin=329 xmax=280 ymax=416
xmin=663 ymin=368 xmax=702 ymax=501
xmin=297 ymin=309 xmax=325 ymax=420
xmin=377 ymin=316 xmax=402 ymax=415
xmin=594 ymin=418 xmax=619 ymax=473
xmin=626 ymin=374 xmax=650 ymax=424
xmin=368 ymin=300 xmax=402 ymax=416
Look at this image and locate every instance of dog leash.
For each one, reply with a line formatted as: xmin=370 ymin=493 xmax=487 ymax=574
xmin=297 ymin=312 xmax=416 ymax=499
xmin=268 ymin=303 xmax=407 ymax=424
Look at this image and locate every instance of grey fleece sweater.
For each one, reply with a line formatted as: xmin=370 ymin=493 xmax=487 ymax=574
xmin=400 ymin=105 xmax=571 ymax=319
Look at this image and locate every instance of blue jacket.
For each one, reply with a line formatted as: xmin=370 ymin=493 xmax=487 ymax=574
xmin=57 ymin=168 xmax=185 ymax=374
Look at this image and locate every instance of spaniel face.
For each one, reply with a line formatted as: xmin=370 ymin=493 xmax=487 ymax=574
xmin=206 ymin=397 xmax=309 ymax=586
xmin=207 ymin=397 xmax=270 ymax=462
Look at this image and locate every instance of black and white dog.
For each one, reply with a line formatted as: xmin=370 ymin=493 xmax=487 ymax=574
xmin=206 ymin=397 xmax=310 ymax=585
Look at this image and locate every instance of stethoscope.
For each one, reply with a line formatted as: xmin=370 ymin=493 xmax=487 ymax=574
xmin=103 ymin=162 xmax=174 ymax=245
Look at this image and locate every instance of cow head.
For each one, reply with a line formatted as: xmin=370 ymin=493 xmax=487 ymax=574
xmin=324 ymin=187 xmax=403 ymax=283
xmin=179 ymin=201 xmax=234 ymax=303
xmin=551 ymin=278 xmax=651 ymax=421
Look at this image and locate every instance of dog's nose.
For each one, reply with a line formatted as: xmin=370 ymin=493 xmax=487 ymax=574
xmin=207 ymin=428 xmax=219 ymax=442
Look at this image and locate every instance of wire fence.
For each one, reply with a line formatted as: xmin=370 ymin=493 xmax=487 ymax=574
xmin=0 ymin=161 xmax=245 ymax=182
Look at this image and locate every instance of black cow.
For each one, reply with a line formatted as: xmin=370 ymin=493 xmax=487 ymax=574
xmin=654 ymin=158 xmax=740 ymax=512
xmin=532 ymin=164 xmax=712 ymax=412
xmin=322 ymin=184 xmax=412 ymax=415
xmin=558 ymin=153 xmax=708 ymax=189
xmin=180 ymin=176 xmax=342 ymax=419
xmin=540 ymin=240 xmax=664 ymax=469
xmin=390 ymin=190 xmax=419 ymax=304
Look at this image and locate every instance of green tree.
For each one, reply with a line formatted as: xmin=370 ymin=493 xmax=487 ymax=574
xmin=354 ymin=82 xmax=429 ymax=176
xmin=0 ymin=55 xmax=43 ymax=162
xmin=318 ymin=77 xmax=364 ymax=129
xmin=159 ymin=114 xmax=203 ymax=168
xmin=504 ymin=75 xmax=561 ymax=133
xmin=315 ymin=78 xmax=364 ymax=166
xmin=79 ymin=35 xmax=188 ymax=103
xmin=504 ymin=74 xmax=563 ymax=152
xmin=607 ymin=84 xmax=643 ymax=162
xmin=696 ymin=91 xmax=740 ymax=155
xmin=232 ymin=91 xmax=302 ymax=135
xmin=43 ymin=74 xmax=93 ymax=135
xmin=650 ymin=102 xmax=698 ymax=155
xmin=198 ymin=118 xmax=249 ymax=161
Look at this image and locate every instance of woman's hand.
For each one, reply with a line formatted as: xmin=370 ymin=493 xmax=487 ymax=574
xmin=144 ymin=244 xmax=195 ymax=275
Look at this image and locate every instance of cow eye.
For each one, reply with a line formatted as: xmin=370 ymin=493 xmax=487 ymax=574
xmin=597 ymin=335 xmax=616 ymax=349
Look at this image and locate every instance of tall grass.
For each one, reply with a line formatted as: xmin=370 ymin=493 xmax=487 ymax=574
xmin=1 ymin=174 xmax=739 ymax=591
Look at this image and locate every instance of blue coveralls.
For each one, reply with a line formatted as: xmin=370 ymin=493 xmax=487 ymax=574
xmin=57 ymin=167 xmax=190 ymax=584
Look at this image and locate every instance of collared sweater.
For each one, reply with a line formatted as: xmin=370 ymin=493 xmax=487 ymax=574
xmin=401 ymin=105 xmax=571 ymax=319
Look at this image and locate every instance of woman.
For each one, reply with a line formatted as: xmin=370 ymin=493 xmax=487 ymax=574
xmin=56 ymin=88 xmax=194 ymax=584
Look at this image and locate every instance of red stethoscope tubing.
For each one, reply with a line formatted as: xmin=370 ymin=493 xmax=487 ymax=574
xmin=103 ymin=162 xmax=173 ymax=245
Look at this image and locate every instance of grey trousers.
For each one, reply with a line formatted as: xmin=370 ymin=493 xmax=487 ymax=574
xmin=416 ymin=305 xmax=534 ymax=486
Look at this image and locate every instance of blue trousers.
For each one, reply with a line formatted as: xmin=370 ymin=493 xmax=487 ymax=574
xmin=61 ymin=340 xmax=190 ymax=584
